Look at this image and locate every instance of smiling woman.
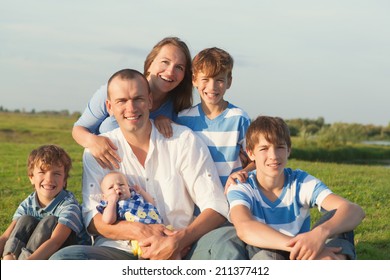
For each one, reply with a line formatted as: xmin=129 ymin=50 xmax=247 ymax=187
xmin=71 ymin=36 xmax=193 ymax=170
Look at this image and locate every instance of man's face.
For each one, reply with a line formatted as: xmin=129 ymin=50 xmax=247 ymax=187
xmin=106 ymin=76 xmax=152 ymax=134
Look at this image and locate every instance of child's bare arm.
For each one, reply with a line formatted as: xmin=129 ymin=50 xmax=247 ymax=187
xmin=27 ymin=223 xmax=72 ymax=260
xmin=287 ymin=194 xmax=365 ymax=260
xmin=230 ymin=204 xmax=291 ymax=251
xmin=101 ymin=194 xmax=119 ymax=224
xmin=132 ymin=185 xmax=156 ymax=205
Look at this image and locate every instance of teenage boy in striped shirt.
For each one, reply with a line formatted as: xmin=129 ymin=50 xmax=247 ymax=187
xmin=226 ymin=116 xmax=365 ymax=260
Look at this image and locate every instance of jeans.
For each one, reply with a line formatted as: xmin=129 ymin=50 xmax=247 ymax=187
xmin=3 ymin=215 xmax=77 ymax=259
xmin=248 ymin=210 xmax=356 ymax=260
xmin=50 ymin=224 xmax=248 ymax=260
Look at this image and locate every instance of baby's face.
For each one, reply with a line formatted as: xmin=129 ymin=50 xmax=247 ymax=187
xmin=101 ymin=173 xmax=131 ymax=201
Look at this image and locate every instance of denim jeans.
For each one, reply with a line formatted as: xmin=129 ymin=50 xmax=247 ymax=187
xmin=50 ymin=224 xmax=248 ymax=260
xmin=3 ymin=215 xmax=76 ymax=259
xmin=248 ymin=210 xmax=356 ymax=260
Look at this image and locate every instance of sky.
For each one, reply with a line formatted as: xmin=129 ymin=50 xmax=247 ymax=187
xmin=1 ymin=0 xmax=389 ymax=126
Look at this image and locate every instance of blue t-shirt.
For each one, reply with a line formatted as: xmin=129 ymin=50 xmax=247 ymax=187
xmin=227 ymin=168 xmax=332 ymax=236
xmin=14 ymin=190 xmax=91 ymax=244
xmin=176 ymin=103 xmax=250 ymax=186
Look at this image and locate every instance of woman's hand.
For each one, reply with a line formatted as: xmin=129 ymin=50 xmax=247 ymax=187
xmin=89 ymin=135 xmax=121 ymax=169
xmin=154 ymin=116 xmax=173 ymax=138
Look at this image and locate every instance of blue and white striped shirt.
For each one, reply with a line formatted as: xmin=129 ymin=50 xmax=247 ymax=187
xmin=227 ymin=168 xmax=332 ymax=236
xmin=176 ymin=103 xmax=251 ymax=187
xmin=13 ymin=190 xmax=90 ymax=244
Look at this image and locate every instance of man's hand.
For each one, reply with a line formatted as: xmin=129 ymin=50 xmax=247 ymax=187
xmin=138 ymin=227 xmax=180 ymax=260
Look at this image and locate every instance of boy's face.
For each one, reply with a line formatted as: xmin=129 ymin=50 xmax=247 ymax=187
xmin=101 ymin=173 xmax=131 ymax=201
xmin=29 ymin=163 xmax=66 ymax=205
xmin=193 ymin=71 xmax=232 ymax=106
xmin=247 ymin=134 xmax=291 ymax=180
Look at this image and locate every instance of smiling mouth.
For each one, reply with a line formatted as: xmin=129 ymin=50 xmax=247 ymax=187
xmin=160 ymin=75 xmax=173 ymax=82
xmin=41 ymin=185 xmax=56 ymax=190
xmin=125 ymin=115 xmax=140 ymax=120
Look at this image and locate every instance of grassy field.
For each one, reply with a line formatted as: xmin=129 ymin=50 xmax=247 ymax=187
xmin=0 ymin=112 xmax=389 ymax=259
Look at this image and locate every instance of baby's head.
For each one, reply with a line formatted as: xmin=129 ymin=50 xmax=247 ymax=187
xmin=100 ymin=172 xmax=131 ymax=201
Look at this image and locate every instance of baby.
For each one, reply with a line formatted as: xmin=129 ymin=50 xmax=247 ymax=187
xmin=97 ymin=171 xmax=177 ymax=258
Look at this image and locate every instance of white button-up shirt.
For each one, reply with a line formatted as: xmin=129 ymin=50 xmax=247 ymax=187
xmin=82 ymin=121 xmax=228 ymax=250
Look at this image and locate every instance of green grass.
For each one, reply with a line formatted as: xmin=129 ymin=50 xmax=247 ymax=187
xmin=1 ymin=112 xmax=389 ymax=259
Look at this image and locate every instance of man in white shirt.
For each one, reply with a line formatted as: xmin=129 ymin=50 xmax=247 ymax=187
xmin=50 ymin=68 xmax=246 ymax=260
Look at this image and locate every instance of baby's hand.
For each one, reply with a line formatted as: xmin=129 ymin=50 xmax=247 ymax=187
xmin=131 ymin=185 xmax=141 ymax=193
xmin=106 ymin=192 xmax=119 ymax=203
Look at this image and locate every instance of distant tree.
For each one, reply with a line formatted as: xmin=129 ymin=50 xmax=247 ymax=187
xmin=382 ymin=126 xmax=390 ymax=138
xmin=71 ymin=111 xmax=81 ymax=119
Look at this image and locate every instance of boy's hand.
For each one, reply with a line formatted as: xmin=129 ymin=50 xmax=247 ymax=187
xmin=224 ymin=170 xmax=248 ymax=194
xmin=287 ymin=230 xmax=326 ymax=260
xmin=314 ymin=247 xmax=345 ymax=260
xmin=154 ymin=116 xmax=173 ymax=138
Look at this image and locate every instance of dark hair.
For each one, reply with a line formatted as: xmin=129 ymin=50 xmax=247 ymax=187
xmin=246 ymin=116 xmax=291 ymax=152
xmin=144 ymin=37 xmax=193 ymax=113
xmin=107 ymin=68 xmax=150 ymax=100
xmin=192 ymin=47 xmax=234 ymax=79
xmin=27 ymin=145 xmax=72 ymax=188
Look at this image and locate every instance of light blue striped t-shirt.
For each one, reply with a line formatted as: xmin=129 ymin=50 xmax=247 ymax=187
xmin=13 ymin=190 xmax=91 ymax=244
xmin=176 ymin=103 xmax=251 ymax=187
xmin=227 ymin=168 xmax=332 ymax=236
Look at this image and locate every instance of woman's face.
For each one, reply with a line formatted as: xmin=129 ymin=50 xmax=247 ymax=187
xmin=146 ymin=44 xmax=186 ymax=94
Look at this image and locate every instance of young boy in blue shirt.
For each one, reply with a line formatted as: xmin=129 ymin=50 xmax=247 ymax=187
xmin=0 ymin=145 xmax=90 ymax=260
xmin=176 ymin=47 xmax=253 ymax=188
xmin=227 ymin=116 xmax=365 ymax=260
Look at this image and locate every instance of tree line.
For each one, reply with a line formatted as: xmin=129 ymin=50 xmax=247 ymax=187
xmin=1 ymin=107 xmax=389 ymax=144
